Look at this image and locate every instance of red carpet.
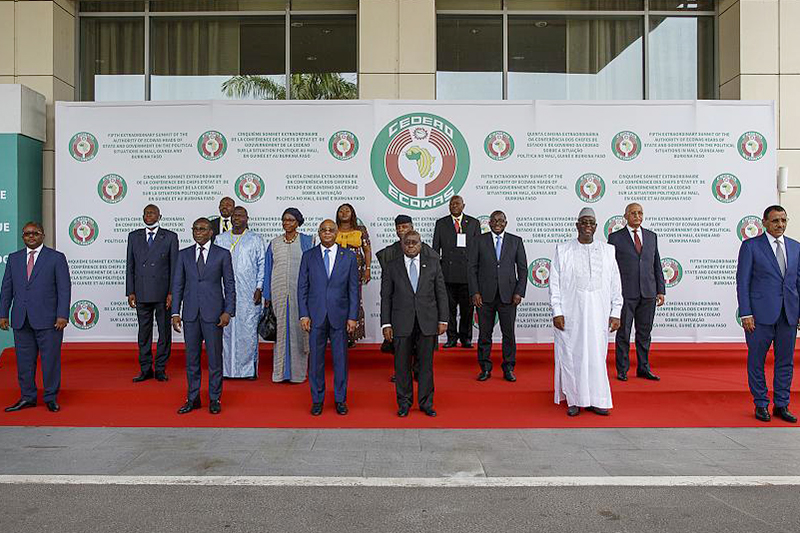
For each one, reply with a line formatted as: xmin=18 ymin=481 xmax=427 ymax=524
xmin=0 ymin=343 xmax=796 ymax=428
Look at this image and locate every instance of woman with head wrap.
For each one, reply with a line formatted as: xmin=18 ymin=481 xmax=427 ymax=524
xmin=263 ymin=208 xmax=316 ymax=382
xmin=334 ymin=203 xmax=372 ymax=347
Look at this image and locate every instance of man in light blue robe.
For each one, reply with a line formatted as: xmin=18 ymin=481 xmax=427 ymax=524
xmin=216 ymin=206 xmax=266 ymax=378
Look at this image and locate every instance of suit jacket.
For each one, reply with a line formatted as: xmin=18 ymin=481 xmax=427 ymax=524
xmin=468 ymin=231 xmax=528 ymax=304
xmin=171 ymin=244 xmax=236 ymax=322
xmin=607 ymin=227 xmax=666 ymax=299
xmin=381 ymin=254 xmax=449 ymax=337
xmin=736 ymin=233 xmax=800 ymax=325
xmin=376 ymin=240 xmax=438 ymax=270
xmin=298 ymin=245 xmax=359 ymax=329
xmin=432 ymin=214 xmax=480 ymax=284
xmin=0 ymin=246 xmax=71 ymax=330
xmin=125 ymin=228 xmax=179 ymax=302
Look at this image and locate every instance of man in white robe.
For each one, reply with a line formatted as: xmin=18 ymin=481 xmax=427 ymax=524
xmin=216 ymin=206 xmax=266 ymax=379
xmin=550 ymin=207 xmax=623 ymax=416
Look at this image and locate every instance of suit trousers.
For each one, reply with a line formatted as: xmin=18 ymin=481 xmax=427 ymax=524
xmin=136 ymin=301 xmax=172 ymax=372
xmin=445 ymin=282 xmax=474 ymax=343
xmin=394 ymin=318 xmax=435 ymax=410
xmin=615 ymin=296 xmax=657 ymax=375
xmin=12 ymin=317 xmax=63 ymax=403
xmin=476 ymin=294 xmax=517 ymax=373
xmin=745 ymin=310 xmax=796 ymax=408
xmin=183 ymin=319 xmax=223 ymax=402
xmin=309 ymin=316 xmax=348 ymax=404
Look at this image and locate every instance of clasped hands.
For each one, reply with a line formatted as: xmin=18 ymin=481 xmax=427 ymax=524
xmin=300 ymin=317 xmax=357 ymax=334
xmin=382 ymin=322 xmax=447 ymax=342
xmin=472 ymin=293 xmax=523 ymax=308
xmin=171 ymin=312 xmax=231 ymax=333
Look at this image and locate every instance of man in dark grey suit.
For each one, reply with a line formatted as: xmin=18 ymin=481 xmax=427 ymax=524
xmin=126 ymin=204 xmax=179 ymax=382
xmin=468 ymin=210 xmax=528 ymax=382
xmin=381 ymin=231 xmax=448 ymax=417
xmin=607 ymin=202 xmax=666 ymax=381
xmin=210 ymin=196 xmax=235 ymax=239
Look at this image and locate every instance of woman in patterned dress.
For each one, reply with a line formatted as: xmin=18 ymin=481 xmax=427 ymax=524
xmin=334 ymin=203 xmax=371 ymax=347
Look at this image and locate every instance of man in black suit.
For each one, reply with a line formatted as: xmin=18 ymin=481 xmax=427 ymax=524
xmin=468 ymin=210 xmax=528 ymax=382
xmin=607 ymin=202 xmax=665 ymax=382
xmin=126 ymin=204 xmax=179 ymax=382
xmin=210 ymin=196 xmax=235 ymax=238
xmin=432 ymin=195 xmax=481 ymax=349
xmin=381 ymin=231 xmax=448 ymax=417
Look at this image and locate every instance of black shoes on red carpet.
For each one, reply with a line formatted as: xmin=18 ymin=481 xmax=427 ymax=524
xmin=504 ymin=371 xmax=516 ymax=382
xmin=132 ymin=369 xmax=154 ymax=382
xmin=46 ymin=401 xmax=60 ymax=412
xmin=4 ymin=399 xmax=36 ymax=412
xmin=311 ymin=403 xmax=323 ymax=416
xmin=636 ymin=370 xmax=660 ymax=381
xmin=335 ymin=402 xmax=348 ymax=415
xmin=567 ymin=406 xmax=610 ymax=417
xmin=772 ymin=406 xmax=797 ymax=423
xmin=477 ymin=370 xmax=491 ymax=381
xmin=177 ymin=398 xmax=201 ymax=414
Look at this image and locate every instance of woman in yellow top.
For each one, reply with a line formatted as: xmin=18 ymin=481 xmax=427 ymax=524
xmin=335 ymin=203 xmax=371 ymax=346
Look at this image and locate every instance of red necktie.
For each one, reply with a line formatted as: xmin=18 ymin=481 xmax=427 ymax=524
xmin=27 ymin=251 xmax=35 ymax=280
xmin=634 ymin=229 xmax=642 ymax=255
xmin=454 ymin=218 xmax=461 ymax=233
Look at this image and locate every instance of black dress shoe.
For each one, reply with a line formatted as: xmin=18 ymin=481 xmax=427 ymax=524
xmin=755 ymin=406 xmax=771 ymax=422
xmin=421 ymin=407 xmax=437 ymax=417
xmin=617 ymin=373 xmax=628 ymax=381
xmin=443 ymin=340 xmax=459 ymax=349
xmin=397 ymin=405 xmax=410 ymax=417
xmin=585 ymin=406 xmax=609 ymax=416
xmin=311 ymin=403 xmax=323 ymax=416
xmin=46 ymin=401 xmax=60 ymax=412
xmin=636 ymin=370 xmax=660 ymax=381
xmin=567 ymin=406 xmax=580 ymax=417
xmin=477 ymin=370 xmax=491 ymax=381
xmin=155 ymin=371 xmax=168 ymax=382
xmin=335 ymin=402 xmax=348 ymax=415
xmin=503 ymin=371 xmax=517 ymax=382
xmin=347 ymin=339 xmax=356 ymax=348
xmin=132 ymin=369 xmax=154 ymax=382
xmin=773 ymin=406 xmax=797 ymax=423
xmin=5 ymin=399 xmax=36 ymax=412
xmin=460 ymin=340 xmax=473 ymax=349
xmin=177 ymin=398 xmax=201 ymax=414
xmin=209 ymin=400 xmax=221 ymax=414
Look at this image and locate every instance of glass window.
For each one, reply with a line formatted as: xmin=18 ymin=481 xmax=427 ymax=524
xmin=291 ymin=0 xmax=358 ymax=10
xmin=79 ymin=1 xmax=145 ymax=12
xmin=649 ymin=1 xmax=714 ymax=11
xmin=150 ymin=17 xmax=286 ymax=100
xmin=436 ymin=15 xmax=503 ymax=100
xmin=80 ymin=18 xmax=145 ymax=101
xmin=150 ymin=1 xmax=287 ymax=12
xmin=508 ymin=16 xmax=643 ymax=100
xmin=506 ymin=0 xmax=644 ymax=10
xmin=649 ymin=16 xmax=714 ymax=99
xmin=289 ymin=15 xmax=357 ymax=99
xmin=437 ymin=0 xmax=502 ymax=9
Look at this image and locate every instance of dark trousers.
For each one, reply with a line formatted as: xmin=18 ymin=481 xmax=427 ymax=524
xmin=394 ymin=319 xmax=435 ymax=410
xmin=136 ymin=301 xmax=171 ymax=372
xmin=13 ymin=317 xmax=63 ymax=403
xmin=309 ymin=316 xmax=348 ymax=404
xmin=476 ymin=294 xmax=517 ymax=373
xmin=445 ymin=281 xmax=474 ymax=343
xmin=183 ymin=319 xmax=223 ymax=402
xmin=615 ymin=296 xmax=657 ymax=375
xmin=745 ymin=310 xmax=796 ymax=408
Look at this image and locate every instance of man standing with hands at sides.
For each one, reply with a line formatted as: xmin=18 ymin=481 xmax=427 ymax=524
xmin=550 ymin=208 xmax=623 ymax=417
xmin=298 ymin=219 xmax=360 ymax=416
xmin=468 ymin=210 xmax=528 ymax=382
xmin=381 ymin=231 xmax=449 ymax=417
xmin=171 ymin=218 xmax=236 ymax=415
xmin=211 ymin=196 xmax=235 ymax=238
xmin=433 ymin=195 xmax=480 ymax=349
xmin=607 ymin=202 xmax=665 ymax=382
xmin=1 ymin=222 xmax=70 ymax=413
xmin=736 ymin=205 xmax=800 ymax=423
xmin=126 ymin=204 xmax=179 ymax=383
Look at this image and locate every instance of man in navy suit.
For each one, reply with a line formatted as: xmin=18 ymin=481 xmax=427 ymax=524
xmin=171 ymin=217 xmax=235 ymax=415
xmin=607 ymin=202 xmax=666 ymax=382
xmin=1 ymin=222 xmax=71 ymax=413
xmin=126 ymin=204 xmax=179 ymax=382
xmin=298 ymin=219 xmax=359 ymax=416
xmin=736 ymin=205 xmax=799 ymax=423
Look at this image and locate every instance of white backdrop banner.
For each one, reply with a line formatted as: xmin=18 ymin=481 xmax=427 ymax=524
xmin=55 ymin=100 xmax=776 ymax=343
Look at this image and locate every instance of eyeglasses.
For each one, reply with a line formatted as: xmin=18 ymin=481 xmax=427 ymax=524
xmin=578 ymin=220 xmax=597 ymax=227
xmin=22 ymin=231 xmax=43 ymax=237
xmin=191 ymin=227 xmax=210 ymax=232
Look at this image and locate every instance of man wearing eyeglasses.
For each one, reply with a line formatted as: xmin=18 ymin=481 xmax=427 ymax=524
xmin=1 ymin=222 xmax=71 ymax=413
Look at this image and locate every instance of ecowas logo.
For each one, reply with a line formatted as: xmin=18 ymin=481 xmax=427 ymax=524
xmin=711 ymin=173 xmax=741 ymax=203
xmin=737 ymin=215 xmax=764 ymax=241
xmin=603 ymin=215 xmax=626 ymax=239
xmin=660 ymin=257 xmax=683 ymax=288
xmin=70 ymin=300 xmax=99 ymax=330
xmin=484 ymin=131 xmax=514 ymax=161
xmin=737 ymin=131 xmax=766 ymax=162
xmin=611 ymin=131 xmax=641 ymax=161
xmin=477 ymin=215 xmax=492 ymax=234
xmin=575 ymin=173 xmax=605 ymax=203
xmin=197 ymin=130 xmax=227 ymax=161
xmin=69 ymin=132 xmax=99 ymax=162
xmin=97 ymin=174 xmax=127 ymax=204
xmin=329 ymin=131 xmax=359 ymax=161
xmin=371 ymin=113 xmax=470 ymax=210
xmin=528 ymin=258 xmax=552 ymax=289
xmin=235 ymin=173 xmax=265 ymax=203
xmin=69 ymin=216 xmax=99 ymax=246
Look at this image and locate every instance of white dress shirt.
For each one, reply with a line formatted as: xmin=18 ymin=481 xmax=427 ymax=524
xmin=145 ymin=225 xmax=159 ymax=240
xmin=626 ymin=225 xmax=645 ymax=246
xmin=25 ymin=244 xmax=44 ymax=266
xmin=321 ymin=243 xmax=338 ymax=277
xmin=195 ymin=242 xmax=210 ymax=262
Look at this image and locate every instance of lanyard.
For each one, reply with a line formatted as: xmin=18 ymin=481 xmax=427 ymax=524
xmin=230 ymin=229 xmax=246 ymax=252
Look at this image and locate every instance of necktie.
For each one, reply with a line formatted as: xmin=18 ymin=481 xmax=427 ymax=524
xmin=409 ymin=258 xmax=418 ymax=293
xmin=324 ymin=248 xmax=331 ymax=278
xmin=454 ymin=218 xmax=461 ymax=233
xmin=495 ymin=235 xmax=502 ymax=261
xmin=223 ymin=219 xmax=230 ymax=232
xmin=776 ymin=239 xmax=786 ymax=277
xmin=197 ymin=246 xmax=206 ymax=277
xmin=147 ymin=231 xmax=155 ymax=247
xmin=634 ymin=229 xmax=642 ymax=255
xmin=26 ymin=251 xmax=35 ymax=280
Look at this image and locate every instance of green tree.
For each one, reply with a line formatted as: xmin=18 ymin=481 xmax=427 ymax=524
xmin=222 ymin=73 xmax=357 ymax=100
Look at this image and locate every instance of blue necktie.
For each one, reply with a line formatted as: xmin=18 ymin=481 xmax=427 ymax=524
xmin=495 ymin=235 xmax=502 ymax=261
xmin=409 ymin=258 xmax=418 ymax=293
xmin=147 ymin=231 xmax=155 ymax=247
xmin=324 ymin=248 xmax=331 ymax=278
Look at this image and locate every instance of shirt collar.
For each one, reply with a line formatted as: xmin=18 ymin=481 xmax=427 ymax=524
xmin=772 ymin=234 xmax=785 ymax=245
xmin=146 ymin=226 xmax=159 ymax=234
xmin=27 ymin=244 xmax=43 ymax=255
xmin=404 ymin=254 xmax=419 ymax=265
xmin=492 ymin=231 xmax=505 ymax=240
xmin=197 ymin=242 xmax=208 ymax=252
xmin=321 ymin=243 xmax=338 ymax=255
xmin=452 ymin=214 xmax=463 ymax=222
xmin=626 ymin=225 xmax=642 ymax=234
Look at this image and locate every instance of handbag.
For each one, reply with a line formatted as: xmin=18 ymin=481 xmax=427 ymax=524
xmin=258 ymin=302 xmax=277 ymax=341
